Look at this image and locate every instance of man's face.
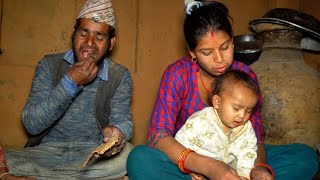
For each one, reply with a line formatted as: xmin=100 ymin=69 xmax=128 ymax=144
xmin=72 ymin=18 xmax=115 ymax=64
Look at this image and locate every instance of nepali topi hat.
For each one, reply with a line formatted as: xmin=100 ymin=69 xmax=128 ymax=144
xmin=78 ymin=0 xmax=116 ymax=28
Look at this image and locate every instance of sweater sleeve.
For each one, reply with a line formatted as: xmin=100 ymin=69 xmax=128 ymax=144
xmin=22 ymin=58 xmax=74 ymax=135
xmin=109 ymin=70 xmax=133 ymax=141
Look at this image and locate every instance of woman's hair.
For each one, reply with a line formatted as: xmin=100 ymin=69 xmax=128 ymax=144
xmin=212 ymin=70 xmax=259 ymax=97
xmin=184 ymin=0 xmax=233 ymax=51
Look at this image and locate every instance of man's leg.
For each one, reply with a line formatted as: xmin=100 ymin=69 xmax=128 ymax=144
xmin=81 ymin=142 xmax=133 ymax=179
xmin=266 ymin=143 xmax=319 ymax=180
xmin=5 ymin=143 xmax=79 ymax=180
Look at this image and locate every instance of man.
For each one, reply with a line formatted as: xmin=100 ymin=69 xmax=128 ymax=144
xmin=4 ymin=0 xmax=133 ymax=179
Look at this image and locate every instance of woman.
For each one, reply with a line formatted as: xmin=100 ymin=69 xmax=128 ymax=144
xmin=127 ymin=1 xmax=319 ymax=180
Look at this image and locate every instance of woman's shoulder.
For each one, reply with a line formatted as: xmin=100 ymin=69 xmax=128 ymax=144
xmin=165 ymin=57 xmax=197 ymax=74
xmin=167 ymin=57 xmax=193 ymax=68
xmin=231 ymin=60 xmax=251 ymax=70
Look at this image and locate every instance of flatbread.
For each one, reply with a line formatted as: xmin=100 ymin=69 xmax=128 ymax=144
xmin=82 ymin=135 xmax=119 ymax=168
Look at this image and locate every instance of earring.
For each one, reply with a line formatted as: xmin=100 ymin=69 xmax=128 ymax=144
xmin=192 ymin=57 xmax=197 ymax=62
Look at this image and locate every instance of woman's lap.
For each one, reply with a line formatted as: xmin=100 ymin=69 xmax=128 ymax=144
xmin=127 ymin=144 xmax=319 ymax=180
xmin=127 ymin=145 xmax=191 ymax=180
xmin=265 ymin=143 xmax=319 ymax=180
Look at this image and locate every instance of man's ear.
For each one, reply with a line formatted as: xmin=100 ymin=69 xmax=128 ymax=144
xmin=212 ymin=95 xmax=220 ymax=109
xmin=109 ymin=37 xmax=116 ymax=51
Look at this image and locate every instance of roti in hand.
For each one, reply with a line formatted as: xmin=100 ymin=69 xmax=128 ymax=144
xmin=82 ymin=135 xmax=119 ymax=168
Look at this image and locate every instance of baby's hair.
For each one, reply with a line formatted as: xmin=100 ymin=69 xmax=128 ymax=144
xmin=212 ymin=70 xmax=259 ymax=97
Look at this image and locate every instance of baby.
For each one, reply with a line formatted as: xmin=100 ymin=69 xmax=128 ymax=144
xmin=175 ymin=70 xmax=259 ymax=180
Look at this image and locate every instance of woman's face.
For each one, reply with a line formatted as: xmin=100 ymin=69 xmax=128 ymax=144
xmin=189 ymin=30 xmax=234 ymax=76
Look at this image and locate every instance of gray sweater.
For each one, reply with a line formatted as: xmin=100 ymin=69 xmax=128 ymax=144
xmin=22 ymin=56 xmax=133 ymax=144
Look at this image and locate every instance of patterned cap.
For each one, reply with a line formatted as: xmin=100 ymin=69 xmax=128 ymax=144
xmin=78 ymin=0 xmax=116 ymax=28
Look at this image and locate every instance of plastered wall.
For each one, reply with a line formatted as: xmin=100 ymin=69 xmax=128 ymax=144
xmin=0 ymin=0 xmax=319 ymax=148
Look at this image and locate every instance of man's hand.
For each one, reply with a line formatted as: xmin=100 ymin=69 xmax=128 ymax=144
xmin=101 ymin=125 xmax=126 ymax=157
xmin=250 ymin=166 xmax=274 ymax=180
xmin=68 ymin=53 xmax=99 ymax=86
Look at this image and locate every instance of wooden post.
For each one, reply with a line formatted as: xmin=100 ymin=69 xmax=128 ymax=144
xmin=0 ymin=0 xmax=2 ymax=54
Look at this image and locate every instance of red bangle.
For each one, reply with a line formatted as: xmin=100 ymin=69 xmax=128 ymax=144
xmin=250 ymin=163 xmax=274 ymax=179
xmin=177 ymin=149 xmax=194 ymax=174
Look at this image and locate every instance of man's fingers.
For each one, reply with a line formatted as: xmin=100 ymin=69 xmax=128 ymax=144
xmin=69 ymin=56 xmax=98 ymax=86
xmin=90 ymin=66 xmax=99 ymax=77
xmin=102 ymin=143 xmax=123 ymax=157
xmin=81 ymin=55 xmax=95 ymax=69
xmin=108 ymin=143 xmax=125 ymax=156
xmin=103 ymin=128 xmax=113 ymax=142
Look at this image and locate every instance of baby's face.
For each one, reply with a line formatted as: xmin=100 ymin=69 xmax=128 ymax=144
xmin=214 ymin=85 xmax=258 ymax=132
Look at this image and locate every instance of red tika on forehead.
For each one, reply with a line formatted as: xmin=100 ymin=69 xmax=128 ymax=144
xmin=210 ymin=30 xmax=215 ymax=38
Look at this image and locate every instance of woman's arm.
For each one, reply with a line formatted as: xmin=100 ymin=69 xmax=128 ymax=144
xmin=155 ymin=137 xmax=241 ymax=180
xmin=251 ymin=144 xmax=274 ymax=180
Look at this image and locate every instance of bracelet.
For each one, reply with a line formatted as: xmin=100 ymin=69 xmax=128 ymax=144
xmin=250 ymin=163 xmax=274 ymax=179
xmin=0 ymin=172 xmax=10 ymax=179
xmin=177 ymin=149 xmax=194 ymax=174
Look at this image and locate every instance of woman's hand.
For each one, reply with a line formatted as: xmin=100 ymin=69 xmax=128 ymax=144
xmin=250 ymin=166 xmax=274 ymax=180
xmin=190 ymin=161 xmax=241 ymax=180
xmin=206 ymin=160 xmax=241 ymax=180
xmin=189 ymin=157 xmax=241 ymax=180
